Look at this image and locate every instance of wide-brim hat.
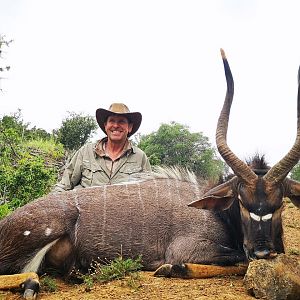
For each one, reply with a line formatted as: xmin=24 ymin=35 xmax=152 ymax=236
xmin=96 ymin=103 xmax=142 ymax=137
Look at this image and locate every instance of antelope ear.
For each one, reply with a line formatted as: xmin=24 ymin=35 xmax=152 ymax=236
xmin=188 ymin=179 xmax=236 ymax=211
xmin=284 ymin=178 xmax=300 ymax=208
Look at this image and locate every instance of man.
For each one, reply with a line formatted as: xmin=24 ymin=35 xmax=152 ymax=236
xmin=54 ymin=103 xmax=151 ymax=192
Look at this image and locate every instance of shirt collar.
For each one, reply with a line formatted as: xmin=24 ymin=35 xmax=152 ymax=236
xmin=94 ymin=137 xmax=134 ymax=158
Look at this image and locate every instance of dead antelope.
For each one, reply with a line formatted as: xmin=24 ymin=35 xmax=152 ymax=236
xmin=0 ymin=49 xmax=299 ymax=299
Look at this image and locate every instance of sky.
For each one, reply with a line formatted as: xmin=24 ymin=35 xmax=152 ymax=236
xmin=1 ymin=0 xmax=300 ymax=166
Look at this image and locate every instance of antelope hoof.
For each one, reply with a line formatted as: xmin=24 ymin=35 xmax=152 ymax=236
xmin=22 ymin=278 xmax=40 ymax=300
xmin=154 ymin=264 xmax=173 ymax=277
xmin=154 ymin=263 xmax=188 ymax=278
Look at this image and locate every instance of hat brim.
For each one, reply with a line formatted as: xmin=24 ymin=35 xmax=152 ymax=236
xmin=96 ymin=108 xmax=142 ymax=137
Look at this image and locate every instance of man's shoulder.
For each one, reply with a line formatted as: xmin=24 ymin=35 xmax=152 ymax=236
xmin=131 ymin=144 xmax=146 ymax=156
xmin=78 ymin=141 xmax=98 ymax=152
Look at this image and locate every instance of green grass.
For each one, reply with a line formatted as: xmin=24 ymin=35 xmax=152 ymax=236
xmin=79 ymin=255 xmax=143 ymax=291
xmin=23 ymin=139 xmax=65 ymax=159
xmin=288 ymin=248 xmax=300 ymax=256
xmin=40 ymin=276 xmax=58 ymax=292
xmin=39 ymin=256 xmax=143 ymax=293
xmin=94 ymin=255 xmax=143 ymax=283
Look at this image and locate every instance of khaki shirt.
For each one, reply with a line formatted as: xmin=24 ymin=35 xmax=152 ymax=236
xmin=54 ymin=138 xmax=151 ymax=192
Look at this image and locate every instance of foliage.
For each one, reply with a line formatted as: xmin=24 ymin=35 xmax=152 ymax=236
xmin=78 ymin=255 xmax=143 ymax=291
xmin=40 ymin=276 xmax=58 ymax=292
xmin=0 ymin=111 xmax=65 ymax=218
xmin=54 ymin=111 xmax=98 ymax=151
xmin=0 ymin=109 xmax=51 ymax=141
xmin=0 ymin=35 xmax=13 ymax=91
xmin=82 ymin=274 xmax=94 ymax=291
xmin=24 ymin=139 xmax=65 ymax=161
xmin=290 ymin=163 xmax=300 ymax=181
xmin=7 ymin=154 xmax=57 ymax=208
xmin=0 ymin=35 xmax=12 ymax=53
xmin=94 ymin=255 xmax=143 ymax=283
xmin=138 ymin=121 xmax=225 ymax=179
xmin=0 ymin=203 xmax=12 ymax=219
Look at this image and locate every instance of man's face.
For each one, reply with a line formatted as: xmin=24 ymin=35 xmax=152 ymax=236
xmin=104 ymin=115 xmax=133 ymax=142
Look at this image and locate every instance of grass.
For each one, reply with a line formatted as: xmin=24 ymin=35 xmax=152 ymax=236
xmin=94 ymin=255 xmax=143 ymax=282
xmin=40 ymin=275 xmax=58 ymax=292
xmin=24 ymin=139 xmax=65 ymax=159
xmin=288 ymin=248 xmax=300 ymax=256
xmin=36 ymin=255 xmax=143 ymax=294
xmin=79 ymin=255 xmax=143 ymax=291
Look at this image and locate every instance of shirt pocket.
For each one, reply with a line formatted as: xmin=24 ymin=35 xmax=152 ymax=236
xmin=88 ymin=162 xmax=109 ymax=185
xmin=118 ymin=163 xmax=143 ymax=175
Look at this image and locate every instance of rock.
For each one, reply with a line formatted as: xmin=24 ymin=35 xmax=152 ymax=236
xmin=244 ymin=254 xmax=300 ymax=300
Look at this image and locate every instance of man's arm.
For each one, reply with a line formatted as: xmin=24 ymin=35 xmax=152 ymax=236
xmin=141 ymin=152 xmax=152 ymax=172
xmin=52 ymin=149 xmax=84 ymax=193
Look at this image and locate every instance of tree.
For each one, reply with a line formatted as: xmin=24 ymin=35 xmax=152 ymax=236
xmin=290 ymin=163 xmax=300 ymax=181
xmin=0 ymin=109 xmax=51 ymax=141
xmin=54 ymin=112 xmax=98 ymax=151
xmin=0 ymin=35 xmax=13 ymax=92
xmin=138 ymin=122 xmax=225 ymax=179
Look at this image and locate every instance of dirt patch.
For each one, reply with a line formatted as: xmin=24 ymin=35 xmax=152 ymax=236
xmin=1 ymin=203 xmax=299 ymax=300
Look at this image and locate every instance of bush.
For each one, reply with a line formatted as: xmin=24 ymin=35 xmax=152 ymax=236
xmin=8 ymin=155 xmax=57 ymax=208
xmin=76 ymin=255 xmax=143 ymax=291
xmin=54 ymin=112 xmax=98 ymax=151
xmin=40 ymin=276 xmax=58 ymax=292
xmin=138 ymin=122 xmax=225 ymax=180
xmin=0 ymin=133 xmax=65 ymax=217
xmin=94 ymin=256 xmax=143 ymax=283
xmin=0 ymin=203 xmax=12 ymax=219
xmin=0 ymin=112 xmax=67 ymax=218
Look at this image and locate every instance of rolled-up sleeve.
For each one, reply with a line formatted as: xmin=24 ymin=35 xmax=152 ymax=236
xmin=142 ymin=153 xmax=152 ymax=172
xmin=52 ymin=148 xmax=84 ymax=192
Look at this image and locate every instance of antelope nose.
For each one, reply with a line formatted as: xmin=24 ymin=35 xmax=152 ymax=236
xmin=254 ymin=249 xmax=270 ymax=259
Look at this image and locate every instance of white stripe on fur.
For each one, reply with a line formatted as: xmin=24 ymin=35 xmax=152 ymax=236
xmin=22 ymin=239 xmax=59 ymax=273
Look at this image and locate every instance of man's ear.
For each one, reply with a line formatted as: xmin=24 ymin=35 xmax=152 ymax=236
xmin=128 ymin=123 xmax=133 ymax=134
xmin=188 ymin=177 xmax=237 ymax=211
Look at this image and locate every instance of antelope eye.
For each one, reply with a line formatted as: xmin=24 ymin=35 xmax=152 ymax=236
xmin=249 ymin=212 xmax=261 ymax=222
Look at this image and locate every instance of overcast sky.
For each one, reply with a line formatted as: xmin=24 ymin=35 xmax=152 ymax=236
xmin=1 ymin=0 xmax=300 ymax=166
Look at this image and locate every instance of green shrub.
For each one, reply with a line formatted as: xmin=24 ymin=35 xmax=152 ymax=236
xmin=76 ymin=255 xmax=143 ymax=291
xmin=40 ymin=276 xmax=58 ymax=292
xmin=0 ymin=137 xmax=65 ymax=214
xmin=0 ymin=203 xmax=12 ymax=219
xmin=8 ymin=155 xmax=56 ymax=208
xmin=94 ymin=256 xmax=143 ymax=283
xmin=0 ymin=112 xmax=67 ymax=218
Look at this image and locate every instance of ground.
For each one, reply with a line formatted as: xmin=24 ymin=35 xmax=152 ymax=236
xmin=1 ymin=202 xmax=299 ymax=300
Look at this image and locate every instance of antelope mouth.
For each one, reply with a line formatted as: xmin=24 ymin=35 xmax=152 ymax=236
xmin=245 ymin=246 xmax=278 ymax=260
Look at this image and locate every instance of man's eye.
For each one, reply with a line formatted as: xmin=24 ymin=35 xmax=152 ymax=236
xmin=108 ymin=119 xmax=127 ymax=125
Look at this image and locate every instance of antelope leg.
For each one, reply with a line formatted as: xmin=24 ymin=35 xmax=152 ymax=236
xmin=0 ymin=272 xmax=40 ymax=300
xmin=0 ymin=272 xmax=39 ymax=290
xmin=154 ymin=263 xmax=248 ymax=278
